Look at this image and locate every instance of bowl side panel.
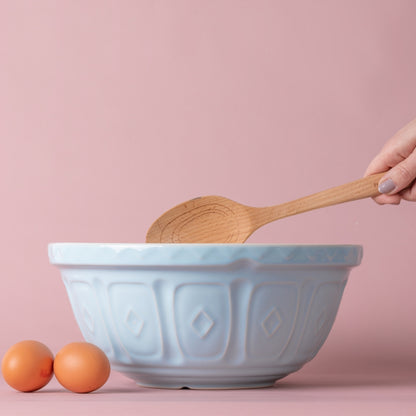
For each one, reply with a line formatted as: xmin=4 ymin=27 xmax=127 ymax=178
xmin=246 ymin=282 xmax=299 ymax=361
xmin=107 ymin=282 xmax=163 ymax=360
xmin=294 ymin=273 xmax=348 ymax=362
xmin=174 ymin=283 xmax=231 ymax=360
xmin=61 ymin=273 xmax=114 ymax=356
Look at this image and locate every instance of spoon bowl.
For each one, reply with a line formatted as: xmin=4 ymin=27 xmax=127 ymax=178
xmin=146 ymin=196 xmax=255 ymax=243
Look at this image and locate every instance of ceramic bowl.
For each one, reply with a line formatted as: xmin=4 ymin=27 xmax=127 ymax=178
xmin=48 ymin=243 xmax=362 ymax=389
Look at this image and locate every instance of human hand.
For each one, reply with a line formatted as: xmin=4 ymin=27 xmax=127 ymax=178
xmin=365 ymin=117 xmax=416 ymax=204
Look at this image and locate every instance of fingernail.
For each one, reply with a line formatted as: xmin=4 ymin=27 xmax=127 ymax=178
xmin=378 ymin=178 xmax=396 ymax=194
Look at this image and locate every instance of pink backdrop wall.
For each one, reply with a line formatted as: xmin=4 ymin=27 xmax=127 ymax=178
xmin=0 ymin=0 xmax=415 ymax=377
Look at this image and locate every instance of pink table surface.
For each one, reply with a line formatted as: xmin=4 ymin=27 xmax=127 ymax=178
xmin=1 ymin=364 xmax=415 ymax=416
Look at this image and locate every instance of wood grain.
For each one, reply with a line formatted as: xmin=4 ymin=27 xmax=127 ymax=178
xmin=146 ymin=173 xmax=385 ymax=243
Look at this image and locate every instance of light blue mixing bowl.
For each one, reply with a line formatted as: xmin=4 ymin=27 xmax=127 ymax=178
xmin=48 ymin=243 xmax=362 ymax=389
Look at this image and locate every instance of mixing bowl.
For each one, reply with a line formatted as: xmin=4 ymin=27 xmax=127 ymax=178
xmin=48 ymin=243 xmax=362 ymax=389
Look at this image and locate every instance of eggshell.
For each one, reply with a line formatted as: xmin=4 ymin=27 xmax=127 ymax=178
xmin=1 ymin=340 xmax=54 ymax=392
xmin=54 ymin=342 xmax=110 ymax=393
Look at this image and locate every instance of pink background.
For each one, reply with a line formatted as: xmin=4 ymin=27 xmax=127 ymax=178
xmin=0 ymin=0 xmax=415 ymax=414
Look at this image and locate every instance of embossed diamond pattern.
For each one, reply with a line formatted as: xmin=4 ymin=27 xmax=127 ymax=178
xmin=191 ymin=310 xmax=214 ymax=339
xmin=261 ymin=308 xmax=282 ymax=337
xmin=125 ymin=309 xmax=144 ymax=337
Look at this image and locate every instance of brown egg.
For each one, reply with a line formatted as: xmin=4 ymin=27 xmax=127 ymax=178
xmin=54 ymin=342 xmax=110 ymax=393
xmin=1 ymin=340 xmax=54 ymax=392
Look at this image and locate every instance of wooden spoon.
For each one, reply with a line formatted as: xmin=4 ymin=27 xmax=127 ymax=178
xmin=146 ymin=172 xmax=385 ymax=243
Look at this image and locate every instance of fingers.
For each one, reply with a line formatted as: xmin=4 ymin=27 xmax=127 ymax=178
xmin=364 ymin=147 xmax=404 ymax=205
xmin=378 ymin=149 xmax=416 ymax=196
xmin=365 ymin=118 xmax=416 ymax=177
xmin=365 ymin=117 xmax=416 ymax=205
xmin=399 ymin=179 xmax=416 ymax=201
xmin=372 ymin=193 xmax=401 ymax=205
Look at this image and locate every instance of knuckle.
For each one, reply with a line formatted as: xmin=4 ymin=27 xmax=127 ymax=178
xmin=395 ymin=163 xmax=413 ymax=183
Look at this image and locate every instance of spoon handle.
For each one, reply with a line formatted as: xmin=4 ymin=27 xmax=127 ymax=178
xmin=255 ymin=172 xmax=385 ymax=227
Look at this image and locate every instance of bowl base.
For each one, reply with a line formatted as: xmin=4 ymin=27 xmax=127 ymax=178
xmin=136 ymin=378 xmax=280 ymax=390
xmin=118 ymin=371 xmax=290 ymax=390
xmin=114 ymin=363 xmax=301 ymax=390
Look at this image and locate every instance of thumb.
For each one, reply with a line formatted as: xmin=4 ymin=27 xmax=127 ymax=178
xmin=378 ymin=150 xmax=416 ymax=194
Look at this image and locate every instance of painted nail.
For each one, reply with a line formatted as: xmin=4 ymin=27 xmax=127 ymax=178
xmin=378 ymin=178 xmax=396 ymax=194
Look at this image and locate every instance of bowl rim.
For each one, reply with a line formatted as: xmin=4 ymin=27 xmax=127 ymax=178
xmin=48 ymin=243 xmax=363 ymax=267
